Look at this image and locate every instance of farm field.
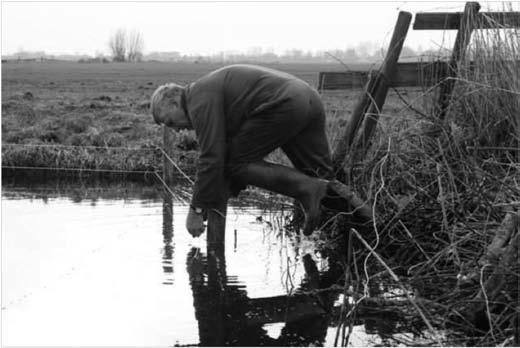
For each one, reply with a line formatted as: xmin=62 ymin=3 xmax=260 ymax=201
xmin=1 ymin=60 xmax=410 ymax=175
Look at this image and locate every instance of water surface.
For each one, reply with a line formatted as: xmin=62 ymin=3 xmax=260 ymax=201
xmin=2 ymin=178 xmax=412 ymax=346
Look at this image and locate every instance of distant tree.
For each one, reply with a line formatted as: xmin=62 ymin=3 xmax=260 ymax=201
xmin=126 ymin=29 xmax=144 ymax=62
xmin=108 ymin=29 xmax=126 ymax=62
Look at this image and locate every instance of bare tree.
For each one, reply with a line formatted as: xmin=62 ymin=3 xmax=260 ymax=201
xmin=126 ymin=29 xmax=144 ymax=62
xmin=108 ymin=29 xmax=126 ymax=62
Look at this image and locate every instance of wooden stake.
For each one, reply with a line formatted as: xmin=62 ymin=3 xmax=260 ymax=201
xmin=331 ymin=11 xmax=412 ymax=173
xmin=162 ymin=125 xmax=176 ymax=187
xmin=207 ymin=200 xmax=228 ymax=250
xmin=354 ymin=11 xmax=412 ymax=158
xmin=332 ymin=73 xmax=379 ymax=174
xmin=437 ymin=2 xmax=481 ymax=119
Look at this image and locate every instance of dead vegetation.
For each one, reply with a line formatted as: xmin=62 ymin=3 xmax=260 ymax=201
xmin=327 ymin=11 xmax=519 ymax=346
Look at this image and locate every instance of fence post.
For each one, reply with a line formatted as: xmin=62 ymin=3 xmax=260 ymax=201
xmin=354 ymin=11 xmax=412 ymax=158
xmin=331 ymin=73 xmax=379 ymax=176
xmin=207 ymin=201 xmax=228 ymax=252
xmin=163 ymin=125 xmax=176 ymax=187
xmin=318 ymin=72 xmax=325 ymax=93
xmin=332 ymin=11 xmax=412 ymax=176
xmin=437 ymin=1 xmax=481 ymax=119
xmin=162 ymin=191 xmax=174 ymax=272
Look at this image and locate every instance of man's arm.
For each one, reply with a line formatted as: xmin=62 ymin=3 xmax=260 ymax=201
xmin=188 ymin=90 xmax=227 ymax=210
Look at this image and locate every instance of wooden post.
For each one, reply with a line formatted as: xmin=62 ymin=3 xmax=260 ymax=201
xmin=207 ymin=200 xmax=228 ymax=251
xmin=318 ymin=71 xmax=325 ymax=92
xmin=201 ymin=244 xmax=227 ymax=346
xmin=353 ymin=11 xmax=412 ymax=158
xmin=162 ymin=192 xmax=174 ymax=277
xmin=437 ymin=2 xmax=480 ymax=119
xmin=162 ymin=192 xmax=173 ymax=243
xmin=331 ymin=11 xmax=412 ymax=174
xmin=162 ymin=125 xmax=176 ymax=186
xmin=332 ymin=73 xmax=379 ymax=175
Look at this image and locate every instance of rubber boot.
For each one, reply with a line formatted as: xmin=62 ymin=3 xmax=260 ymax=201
xmin=233 ymin=161 xmax=328 ymax=235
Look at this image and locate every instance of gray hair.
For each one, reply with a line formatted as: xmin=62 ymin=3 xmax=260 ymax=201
xmin=150 ymin=83 xmax=184 ymax=124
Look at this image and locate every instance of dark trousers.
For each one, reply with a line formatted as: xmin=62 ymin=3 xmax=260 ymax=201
xmin=226 ymin=83 xmax=333 ymax=195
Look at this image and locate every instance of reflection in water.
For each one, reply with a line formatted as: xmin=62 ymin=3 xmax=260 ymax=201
xmin=2 ymin=178 xmax=437 ymax=346
xmin=2 ymin=175 xmax=161 ymax=202
xmin=186 ymin=244 xmax=341 ymax=346
xmin=182 ymin=222 xmax=427 ymax=346
xmin=162 ymin=192 xmax=175 ymax=285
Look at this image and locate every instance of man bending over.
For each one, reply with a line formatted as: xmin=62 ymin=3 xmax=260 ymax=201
xmin=151 ymin=64 xmax=337 ymax=237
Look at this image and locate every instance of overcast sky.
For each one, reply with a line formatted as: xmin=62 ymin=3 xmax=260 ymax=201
xmin=2 ymin=1 xmax=517 ymax=56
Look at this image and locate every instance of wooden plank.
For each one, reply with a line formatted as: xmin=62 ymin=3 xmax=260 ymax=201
xmin=319 ymin=60 xmax=519 ymax=90
xmin=320 ymin=61 xmax=448 ymax=89
xmin=414 ymin=12 xmax=463 ymax=30
xmin=394 ymin=61 xmax=448 ymax=87
xmin=414 ymin=11 xmax=520 ymax=30
xmin=318 ymin=71 xmax=368 ymax=90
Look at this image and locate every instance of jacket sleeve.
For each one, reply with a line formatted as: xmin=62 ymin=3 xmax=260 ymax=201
xmin=189 ymin=91 xmax=227 ymax=209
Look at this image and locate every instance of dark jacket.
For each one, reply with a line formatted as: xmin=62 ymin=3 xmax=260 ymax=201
xmin=185 ymin=64 xmax=309 ymax=209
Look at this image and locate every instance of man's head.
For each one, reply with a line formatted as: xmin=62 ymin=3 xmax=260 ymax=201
xmin=150 ymin=83 xmax=192 ymax=130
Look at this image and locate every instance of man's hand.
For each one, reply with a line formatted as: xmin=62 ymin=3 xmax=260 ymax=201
xmin=186 ymin=206 xmax=206 ymax=237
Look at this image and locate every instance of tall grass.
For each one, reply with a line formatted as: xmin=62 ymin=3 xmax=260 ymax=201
xmin=453 ymin=10 xmax=519 ymax=152
xmin=329 ymin=8 xmax=519 ymax=346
